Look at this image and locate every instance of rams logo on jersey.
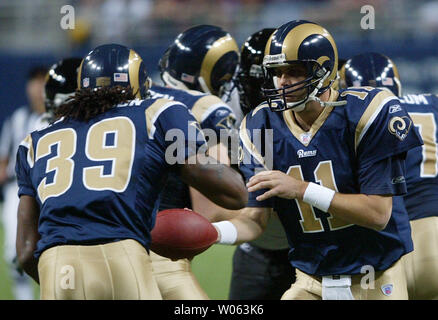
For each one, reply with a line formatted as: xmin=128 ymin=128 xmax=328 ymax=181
xmin=388 ymin=116 xmax=412 ymax=141
xmin=216 ymin=114 xmax=236 ymax=130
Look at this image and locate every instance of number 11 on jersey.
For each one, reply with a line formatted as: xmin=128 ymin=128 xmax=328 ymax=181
xmin=287 ymin=161 xmax=353 ymax=233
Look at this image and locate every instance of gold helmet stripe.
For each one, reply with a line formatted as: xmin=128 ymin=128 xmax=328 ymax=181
xmin=382 ymin=55 xmax=401 ymax=96
xmin=264 ymin=32 xmax=275 ymax=57
xmin=267 ymin=23 xmax=338 ymax=87
xmin=280 ymin=23 xmax=337 ymax=63
xmin=128 ymin=49 xmax=143 ymax=99
xmin=77 ymin=58 xmax=84 ymax=89
xmin=200 ymin=35 xmax=239 ymax=94
xmin=388 ymin=56 xmax=401 ymax=82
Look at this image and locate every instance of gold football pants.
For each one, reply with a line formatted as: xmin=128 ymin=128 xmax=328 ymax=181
xmin=281 ymin=258 xmax=408 ymax=300
xmin=402 ymin=216 xmax=438 ymax=300
xmin=150 ymin=251 xmax=209 ymax=300
xmin=38 ymin=239 xmax=162 ymax=300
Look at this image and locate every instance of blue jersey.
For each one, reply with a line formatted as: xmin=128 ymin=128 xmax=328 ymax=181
xmin=149 ymin=85 xmax=236 ymax=136
xmin=239 ymin=87 xmax=423 ymax=276
xmin=149 ymin=85 xmax=236 ymax=211
xmin=399 ymin=93 xmax=438 ymax=220
xmin=15 ymin=98 xmax=207 ymax=258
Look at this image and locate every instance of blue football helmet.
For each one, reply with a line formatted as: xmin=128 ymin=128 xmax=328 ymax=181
xmin=340 ymin=52 xmax=402 ymax=96
xmin=78 ymin=43 xmax=150 ymax=99
xmin=159 ymin=25 xmax=240 ymax=97
xmin=262 ymin=20 xmax=343 ymax=112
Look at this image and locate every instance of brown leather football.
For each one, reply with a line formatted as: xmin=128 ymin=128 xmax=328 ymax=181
xmin=150 ymin=208 xmax=218 ymax=260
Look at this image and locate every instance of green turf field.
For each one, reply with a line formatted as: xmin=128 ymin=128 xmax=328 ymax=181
xmin=191 ymin=244 xmax=237 ymax=300
xmin=0 ymin=204 xmax=236 ymax=300
xmin=0 ymin=217 xmax=15 ymax=299
xmin=0 ymin=208 xmax=39 ymax=299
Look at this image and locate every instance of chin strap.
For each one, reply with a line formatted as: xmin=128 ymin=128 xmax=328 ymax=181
xmin=280 ymin=70 xmax=347 ymax=112
xmin=306 ymin=71 xmax=347 ymax=108
xmin=198 ymin=76 xmax=212 ymax=94
xmin=162 ymin=71 xmax=190 ymax=91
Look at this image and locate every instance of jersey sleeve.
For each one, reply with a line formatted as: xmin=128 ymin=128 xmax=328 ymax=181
xmin=146 ymin=99 xmax=208 ymax=163
xmin=15 ymin=134 xmax=36 ymax=198
xmin=358 ymin=153 xmax=408 ymax=195
xmin=238 ymin=110 xmax=273 ymax=208
xmin=191 ymin=95 xmax=237 ymax=136
xmin=355 ymin=90 xmax=423 ymax=169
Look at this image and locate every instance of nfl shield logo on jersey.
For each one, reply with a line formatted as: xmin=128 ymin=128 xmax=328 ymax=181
xmin=300 ymin=132 xmax=312 ymax=144
xmin=381 ymin=284 xmax=393 ymax=296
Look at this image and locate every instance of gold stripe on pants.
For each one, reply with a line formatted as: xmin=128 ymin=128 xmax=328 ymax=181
xmin=38 ymin=239 xmax=162 ymax=300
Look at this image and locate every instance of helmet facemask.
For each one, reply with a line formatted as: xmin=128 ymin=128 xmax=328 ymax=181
xmin=262 ymin=60 xmax=329 ymax=112
xmin=45 ymin=92 xmax=76 ymax=122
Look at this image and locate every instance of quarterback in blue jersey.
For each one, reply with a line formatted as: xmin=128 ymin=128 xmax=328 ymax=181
xmin=14 ymin=44 xmax=247 ymax=300
xmin=228 ymin=27 xmax=296 ymax=301
xmin=148 ymin=25 xmax=242 ymax=300
xmin=213 ymin=20 xmax=423 ymax=300
xmin=341 ymin=52 xmax=438 ymax=300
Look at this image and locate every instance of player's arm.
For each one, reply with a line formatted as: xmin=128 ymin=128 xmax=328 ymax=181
xmin=247 ymin=170 xmax=393 ymax=231
xmin=153 ymin=100 xmax=247 ymax=210
xmin=246 ymin=91 xmax=422 ymax=231
xmin=180 ymin=153 xmax=248 ymax=210
xmin=329 ymin=193 xmax=392 ymax=231
xmin=189 ymin=142 xmax=241 ymax=221
xmin=16 ymin=195 xmax=40 ymax=284
xmin=187 ymin=97 xmax=241 ymax=220
xmin=213 ymin=206 xmax=272 ymax=245
xmin=204 ymin=108 xmax=277 ymax=238
xmin=15 ymin=135 xmax=40 ymax=283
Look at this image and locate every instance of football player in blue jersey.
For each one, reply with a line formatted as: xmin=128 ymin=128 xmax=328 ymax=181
xmin=213 ymin=20 xmax=423 ymax=300
xmin=148 ymin=24 xmax=243 ymax=300
xmin=340 ymin=52 xmax=438 ymax=300
xmin=228 ymin=27 xmax=296 ymax=300
xmin=14 ymin=43 xmax=247 ymax=300
xmin=160 ymin=24 xmax=243 ymax=125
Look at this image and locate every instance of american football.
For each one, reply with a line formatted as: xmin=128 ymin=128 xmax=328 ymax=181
xmin=150 ymin=208 xmax=218 ymax=260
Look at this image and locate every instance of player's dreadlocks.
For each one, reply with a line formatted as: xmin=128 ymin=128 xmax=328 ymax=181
xmin=54 ymin=86 xmax=136 ymax=122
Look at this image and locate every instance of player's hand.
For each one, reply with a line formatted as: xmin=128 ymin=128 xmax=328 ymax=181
xmin=247 ymin=170 xmax=309 ymax=201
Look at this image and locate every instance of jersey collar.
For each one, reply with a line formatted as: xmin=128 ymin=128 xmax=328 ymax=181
xmin=282 ymin=88 xmax=338 ymax=147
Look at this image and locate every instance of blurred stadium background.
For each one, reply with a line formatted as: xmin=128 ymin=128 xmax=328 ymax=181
xmin=1 ymin=0 xmax=438 ymax=299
